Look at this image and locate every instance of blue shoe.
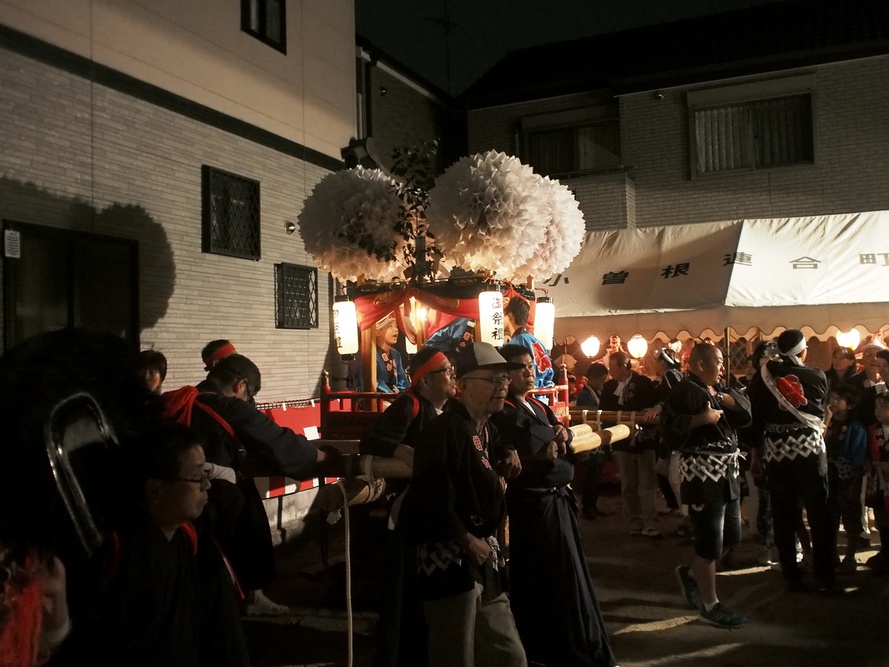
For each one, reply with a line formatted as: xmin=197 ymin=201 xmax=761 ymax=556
xmin=675 ymin=565 xmax=699 ymax=610
xmin=699 ymin=602 xmax=747 ymax=629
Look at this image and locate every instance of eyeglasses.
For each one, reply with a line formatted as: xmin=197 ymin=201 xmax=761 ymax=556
xmin=429 ymin=366 xmax=456 ymax=376
xmin=463 ymin=374 xmax=510 ymax=386
xmin=174 ymin=467 xmax=211 ymax=487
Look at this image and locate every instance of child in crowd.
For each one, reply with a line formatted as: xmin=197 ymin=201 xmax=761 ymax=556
xmin=824 ymin=385 xmax=867 ymax=572
xmin=865 ymin=392 xmax=889 ymax=574
xmin=135 ymin=349 xmax=167 ymax=395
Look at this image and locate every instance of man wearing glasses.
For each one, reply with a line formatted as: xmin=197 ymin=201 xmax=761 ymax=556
xmin=180 ymin=353 xmax=338 ymax=616
xmin=402 ymin=342 xmax=527 ymax=667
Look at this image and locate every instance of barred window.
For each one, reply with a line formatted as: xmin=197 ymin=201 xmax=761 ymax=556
xmin=242 ymin=0 xmax=286 ymax=54
xmin=692 ymin=92 xmax=814 ymax=176
xmin=202 ymin=166 xmax=261 ymax=260
xmin=275 ymin=263 xmax=318 ymax=329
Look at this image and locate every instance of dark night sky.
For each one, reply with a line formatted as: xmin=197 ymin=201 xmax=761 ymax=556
xmin=356 ymin=0 xmax=787 ymax=94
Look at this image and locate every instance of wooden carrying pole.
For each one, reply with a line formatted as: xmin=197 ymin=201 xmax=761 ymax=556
xmin=567 ymin=423 xmax=633 ymax=456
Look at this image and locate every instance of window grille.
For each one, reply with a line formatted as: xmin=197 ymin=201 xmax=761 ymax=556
xmin=242 ymin=0 xmax=286 ymax=53
xmin=275 ymin=263 xmax=318 ymax=329
xmin=202 ymin=166 xmax=261 ymax=260
xmin=693 ymin=94 xmax=813 ymax=176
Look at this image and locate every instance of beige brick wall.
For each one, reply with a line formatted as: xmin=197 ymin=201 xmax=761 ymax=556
xmin=469 ymin=56 xmax=889 ymax=230
xmin=0 ymin=46 xmax=338 ymax=400
xmin=622 ymin=57 xmax=889 ymax=226
xmin=469 ymin=92 xmax=634 ymax=230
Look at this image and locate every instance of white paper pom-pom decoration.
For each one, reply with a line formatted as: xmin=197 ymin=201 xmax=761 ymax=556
xmin=426 ymin=151 xmax=548 ymax=277
xmin=509 ymin=176 xmax=585 ymax=281
xmin=297 ymin=167 xmax=407 ymax=282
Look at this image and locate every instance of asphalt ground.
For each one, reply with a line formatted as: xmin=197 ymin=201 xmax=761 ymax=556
xmin=245 ymin=488 xmax=889 ymax=667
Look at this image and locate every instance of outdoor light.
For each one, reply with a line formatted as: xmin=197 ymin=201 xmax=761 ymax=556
xmin=534 ymin=296 xmax=555 ymax=350
xmin=627 ymin=334 xmax=648 ymax=359
xmin=837 ymin=329 xmax=861 ymax=350
xmin=581 ymin=335 xmax=600 ymax=358
xmin=477 ymin=290 xmax=505 ymax=345
xmin=332 ymin=296 xmax=359 ymax=356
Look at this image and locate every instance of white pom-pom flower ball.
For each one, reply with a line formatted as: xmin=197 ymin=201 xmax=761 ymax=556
xmin=297 ymin=167 xmax=407 ymax=282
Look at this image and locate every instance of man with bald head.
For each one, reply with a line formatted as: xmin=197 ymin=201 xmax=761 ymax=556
xmin=663 ymin=343 xmax=751 ymax=629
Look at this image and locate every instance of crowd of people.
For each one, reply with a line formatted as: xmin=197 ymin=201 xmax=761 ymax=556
xmin=1 ymin=317 xmax=887 ymax=666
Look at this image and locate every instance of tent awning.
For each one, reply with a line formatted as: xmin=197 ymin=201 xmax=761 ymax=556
xmin=551 ymin=211 xmax=889 ymax=341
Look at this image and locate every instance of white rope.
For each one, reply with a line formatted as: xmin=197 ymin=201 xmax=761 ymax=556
xmin=338 ymin=480 xmax=354 ymax=667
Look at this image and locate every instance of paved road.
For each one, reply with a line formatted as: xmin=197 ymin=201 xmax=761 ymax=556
xmin=246 ymin=491 xmax=888 ymax=667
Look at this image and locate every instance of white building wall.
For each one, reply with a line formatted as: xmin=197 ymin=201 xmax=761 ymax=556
xmin=0 ymin=0 xmax=357 ymax=400
xmin=0 ymin=0 xmax=354 ymax=160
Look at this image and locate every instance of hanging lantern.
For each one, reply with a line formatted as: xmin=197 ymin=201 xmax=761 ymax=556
xmin=332 ymin=296 xmax=359 ymax=355
xmin=581 ymin=335 xmax=600 ymax=358
xmin=627 ymin=334 xmax=648 ymax=359
xmin=534 ymin=296 xmax=555 ymax=351
xmin=477 ymin=290 xmax=505 ymax=345
xmin=836 ymin=329 xmax=861 ymax=350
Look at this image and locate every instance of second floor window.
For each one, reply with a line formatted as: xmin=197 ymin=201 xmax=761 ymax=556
xmin=242 ymin=0 xmax=286 ymax=53
xmin=689 ymin=77 xmax=815 ymax=177
xmin=526 ymin=121 xmax=621 ymax=177
xmin=521 ymin=105 xmax=621 ymax=178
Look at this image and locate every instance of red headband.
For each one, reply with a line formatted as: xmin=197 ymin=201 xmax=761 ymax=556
xmin=411 ymin=351 xmax=449 ymax=386
xmin=204 ymin=342 xmax=236 ymax=368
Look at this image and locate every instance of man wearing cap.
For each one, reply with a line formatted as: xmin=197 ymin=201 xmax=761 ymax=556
xmin=376 ymin=315 xmax=408 ymax=393
xmin=360 ymin=346 xmax=458 ymax=667
xmin=749 ymin=330 xmax=838 ymax=594
xmin=402 ymin=342 xmax=527 ymax=667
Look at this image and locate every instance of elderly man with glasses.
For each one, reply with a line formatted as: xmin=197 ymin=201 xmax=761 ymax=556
xmin=402 ymin=342 xmax=527 ymax=667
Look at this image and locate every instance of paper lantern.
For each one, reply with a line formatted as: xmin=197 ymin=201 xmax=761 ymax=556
xmin=332 ymin=297 xmax=359 ymax=355
xmin=534 ymin=297 xmax=555 ymax=351
xmin=581 ymin=336 xmax=601 ymax=358
xmin=477 ymin=290 xmax=505 ymax=345
xmin=627 ymin=335 xmax=648 ymax=359
xmin=836 ymin=329 xmax=861 ymax=350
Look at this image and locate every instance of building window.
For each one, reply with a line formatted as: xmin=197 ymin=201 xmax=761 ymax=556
xmin=202 ymin=166 xmax=261 ymax=260
xmin=526 ymin=122 xmax=621 ymax=177
xmin=275 ymin=263 xmax=318 ymax=329
xmin=242 ymin=0 xmax=286 ymax=53
xmin=521 ymin=105 xmax=621 ymax=178
xmin=689 ymin=76 xmax=815 ymax=177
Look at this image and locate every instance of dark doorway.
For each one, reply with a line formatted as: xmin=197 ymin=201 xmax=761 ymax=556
xmin=3 ymin=221 xmax=139 ymax=351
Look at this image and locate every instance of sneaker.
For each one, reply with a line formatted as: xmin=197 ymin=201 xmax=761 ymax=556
xmin=641 ymin=527 xmax=663 ymax=539
xmin=675 ymin=565 xmax=699 ymax=610
xmin=246 ymin=591 xmax=294 ymax=617
xmin=699 ymin=602 xmax=748 ymax=629
xmin=756 ymin=545 xmax=778 ymax=566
